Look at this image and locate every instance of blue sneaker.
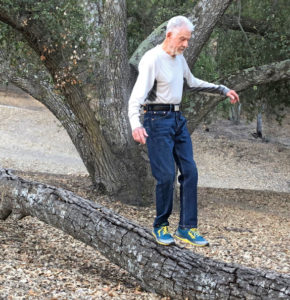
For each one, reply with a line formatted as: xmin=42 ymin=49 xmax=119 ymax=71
xmin=152 ymin=225 xmax=175 ymax=246
xmin=174 ymin=227 xmax=209 ymax=247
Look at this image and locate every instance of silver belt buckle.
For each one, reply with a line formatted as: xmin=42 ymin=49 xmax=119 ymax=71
xmin=174 ymin=105 xmax=180 ymax=111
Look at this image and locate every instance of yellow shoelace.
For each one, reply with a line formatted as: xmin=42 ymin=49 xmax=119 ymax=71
xmin=188 ymin=228 xmax=200 ymax=239
xmin=158 ymin=226 xmax=169 ymax=236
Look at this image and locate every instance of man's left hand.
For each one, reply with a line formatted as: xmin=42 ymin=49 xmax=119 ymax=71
xmin=226 ymin=90 xmax=239 ymax=104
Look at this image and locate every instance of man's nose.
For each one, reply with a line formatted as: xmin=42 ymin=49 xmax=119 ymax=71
xmin=183 ymin=40 xmax=188 ymax=48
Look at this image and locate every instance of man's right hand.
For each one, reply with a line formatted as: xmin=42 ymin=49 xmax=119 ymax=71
xmin=132 ymin=127 xmax=148 ymax=145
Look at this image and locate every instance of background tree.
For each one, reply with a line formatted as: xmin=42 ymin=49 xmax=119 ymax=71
xmin=0 ymin=0 xmax=289 ymax=206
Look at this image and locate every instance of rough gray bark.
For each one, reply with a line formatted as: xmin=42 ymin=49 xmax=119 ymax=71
xmin=0 ymin=167 xmax=289 ymax=299
xmin=222 ymin=59 xmax=290 ymax=91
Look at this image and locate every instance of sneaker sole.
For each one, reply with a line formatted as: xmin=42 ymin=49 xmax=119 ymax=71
xmin=174 ymin=234 xmax=209 ymax=247
xmin=152 ymin=232 xmax=175 ymax=246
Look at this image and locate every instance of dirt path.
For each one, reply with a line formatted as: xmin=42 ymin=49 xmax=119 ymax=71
xmin=0 ymin=89 xmax=87 ymax=175
xmin=193 ymin=118 xmax=290 ymax=193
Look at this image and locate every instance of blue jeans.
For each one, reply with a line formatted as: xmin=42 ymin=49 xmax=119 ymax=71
xmin=143 ymin=110 xmax=198 ymax=229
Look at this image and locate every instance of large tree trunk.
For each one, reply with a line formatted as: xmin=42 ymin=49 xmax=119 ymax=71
xmin=0 ymin=167 xmax=289 ymax=299
xmin=0 ymin=0 xmax=155 ymax=205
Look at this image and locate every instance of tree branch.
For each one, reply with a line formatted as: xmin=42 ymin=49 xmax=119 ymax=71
xmin=183 ymin=59 xmax=290 ymax=133
xmin=223 ymin=59 xmax=290 ymax=91
xmin=236 ymin=0 xmax=251 ymax=49
xmin=2 ymin=73 xmax=96 ymax=171
xmin=217 ymin=13 xmax=290 ymax=44
xmin=1 ymin=167 xmax=289 ymax=299
xmin=0 ymin=7 xmax=62 ymax=74
xmin=0 ymin=1 xmax=104 ymax=79
xmin=217 ymin=14 xmax=270 ymax=36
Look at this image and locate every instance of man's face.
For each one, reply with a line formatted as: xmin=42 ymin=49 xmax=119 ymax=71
xmin=167 ymin=26 xmax=192 ymax=56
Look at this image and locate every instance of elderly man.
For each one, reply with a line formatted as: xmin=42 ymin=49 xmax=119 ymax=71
xmin=128 ymin=16 xmax=239 ymax=246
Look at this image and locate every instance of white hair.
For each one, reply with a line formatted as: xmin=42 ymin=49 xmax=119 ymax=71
xmin=166 ymin=16 xmax=194 ymax=34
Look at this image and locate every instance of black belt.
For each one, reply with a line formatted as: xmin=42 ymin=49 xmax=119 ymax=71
xmin=144 ymin=104 xmax=180 ymax=112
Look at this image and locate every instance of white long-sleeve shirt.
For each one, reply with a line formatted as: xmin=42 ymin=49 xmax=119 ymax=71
xmin=128 ymin=45 xmax=230 ymax=131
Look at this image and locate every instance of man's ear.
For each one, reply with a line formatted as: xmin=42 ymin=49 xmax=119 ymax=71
xmin=166 ymin=31 xmax=172 ymax=39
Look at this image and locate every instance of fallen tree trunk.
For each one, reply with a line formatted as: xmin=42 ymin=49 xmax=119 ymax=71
xmin=0 ymin=167 xmax=289 ymax=299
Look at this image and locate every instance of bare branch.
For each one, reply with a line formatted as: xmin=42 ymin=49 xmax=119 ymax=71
xmin=223 ymin=59 xmax=290 ymax=91
xmin=237 ymin=0 xmax=251 ymax=49
xmin=217 ymin=14 xmax=270 ymax=36
xmin=184 ymin=59 xmax=290 ymax=133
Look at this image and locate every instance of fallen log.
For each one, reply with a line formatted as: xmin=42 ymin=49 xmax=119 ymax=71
xmin=0 ymin=167 xmax=289 ymax=299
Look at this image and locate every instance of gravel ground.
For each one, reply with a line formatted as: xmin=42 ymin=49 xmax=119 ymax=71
xmin=0 ymin=88 xmax=289 ymax=299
